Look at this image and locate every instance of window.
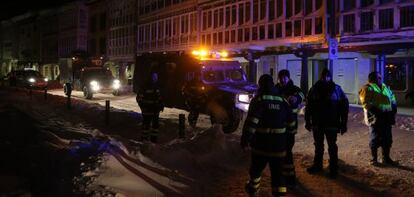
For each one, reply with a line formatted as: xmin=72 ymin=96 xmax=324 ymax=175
xmin=239 ymin=4 xmax=244 ymax=25
xmin=285 ymin=21 xmax=292 ymax=37
xmin=219 ymin=32 xmax=223 ymax=44
xmin=360 ymin=0 xmax=373 ymax=8
xmin=343 ymin=14 xmax=355 ymax=33
xmin=294 ymin=0 xmax=302 ymax=15
xmin=100 ymin=37 xmax=106 ymax=54
xmin=277 ymin=0 xmax=283 ymax=18
xmin=360 ymin=12 xmax=373 ymax=32
xmin=343 ymin=0 xmax=356 ymax=11
xmin=252 ymin=26 xmax=258 ymax=40
xmin=225 ymin=31 xmax=230 ymax=43
xmin=276 ymin=23 xmax=282 ymax=38
xmin=400 ymin=6 xmax=414 ymax=28
xmin=253 ymin=0 xmax=259 ymax=23
xmin=268 ymin=24 xmax=274 ymax=39
xmin=214 ymin=10 xmax=219 ymax=28
xmin=305 ymin=18 xmax=312 ymax=35
xmin=232 ymin=5 xmax=237 ymax=25
xmin=208 ymin=11 xmax=212 ymax=28
xmin=305 ymin=0 xmax=313 ymax=15
xmin=203 ymin=12 xmax=207 ymax=30
xmin=213 ymin=33 xmax=218 ymax=45
xmin=379 ymin=8 xmax=394 ymax=29
xmin=269 ymin=0 xmax=275 ymax=20
xmin=219 ymin=9 xmax=224 ymax=27
xmin=259 ymin=25 xmax=265 ymax=40
xmin=315 ymin=17 xmax=323 ymax=34
xmin=246 ymin=2 xmax=251 ymax=22
xmin=384 ymin=62 xmax=408 ymax=91
xmin=260 ymin=0 xmax=266 ymax=20
xmin=286 ymin=0 xmax=293 ymax=18
xmin=226 ymin=7 xmax=231 ymax=27
xmin=206 ymin=34 xmax=211 ymax=45
xmin=294 ymin=20 xmax=302 ymax=36
xmin=231 ymin=30 xmax=236 ymax=43
xmin=244 ymin=28 xmax=250 ymax=41
xmin=238 ymin=29 xmax=243 ymax=42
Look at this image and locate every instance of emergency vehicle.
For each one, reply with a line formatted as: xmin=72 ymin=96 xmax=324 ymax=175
xmin=62 ymin=66 xmax=121 ymax=99
xmin=134 ymin=49 xmax=257 ymax=133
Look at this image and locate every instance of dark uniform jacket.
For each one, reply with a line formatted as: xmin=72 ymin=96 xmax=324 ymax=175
xmin=182 ymin=79 xmax=207 ymax=109
xmin=241 ymin=91 xmax=295 ymax=157
xmin=137 ymin=82 xmax=164 ymax=115
xmin=305 ymin=80 xmax=349 ymax=131
xmin=275 ymin=80 xmax=304 ymax=134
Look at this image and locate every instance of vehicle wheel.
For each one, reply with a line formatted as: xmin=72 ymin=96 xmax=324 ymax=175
xmin=112 ymin=89 xmax=120 ymax=96
xmin=210 ymin=105 xmax=242 ymax=133
xmin=83 ymin=86 xmax=93 ymax=99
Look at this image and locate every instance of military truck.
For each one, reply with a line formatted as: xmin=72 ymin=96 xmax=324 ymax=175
xmin=133 ymin=51 xmax=257 ymax=133
xmin=60 ymin=63 xmax=121 ymax=99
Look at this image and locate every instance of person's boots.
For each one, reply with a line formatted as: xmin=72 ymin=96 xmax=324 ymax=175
xmin=382 ymin=147 xmax=398 ymax=165
xmin=329 ymin=159 xmax=338 ymax=178
xmin=369 ymin=148 xmax=379 ymax=166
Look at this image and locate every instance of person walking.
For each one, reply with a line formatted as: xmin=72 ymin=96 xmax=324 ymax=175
xmin=305 ymin=68 xmax=349 ymax=178
xmin=359 ymin=71 xmax=398 ymax=165
xmin=182 ymin=73 xmax=207 ymax=128
xmin=241 ymin=74 xmax=295 ymax=197
xmin=275 ymin=69 xmax=304 ymax=187
xmin=136 ymin=72 xmax=164 ymax=143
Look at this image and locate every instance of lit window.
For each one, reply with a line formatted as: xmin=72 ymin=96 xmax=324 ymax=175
xmin=384 ymin=62 xmax=408 ymax=91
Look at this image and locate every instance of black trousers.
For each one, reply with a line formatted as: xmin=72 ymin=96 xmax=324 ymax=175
xmin=369 ymin=124 xmax=392 ymax=149
xmin=142 ymin=113 xmax=159 ymax=139
xmin=284 ymin=134 xmax=295 ymax=179
xmin=248 ymin=153 xmax=286 ymax=196
xmin=312 ymin=128 xmax=338 ymax=170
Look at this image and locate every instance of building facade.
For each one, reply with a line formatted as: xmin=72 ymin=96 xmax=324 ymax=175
xmin=106 ymin=0 xmax=137 ymax=85
xmin=38 ymin=9 xmax=60 ymax=80
xmin=87 ymin=0 xmax=108 ymax=67
xmin=137 ymin=0 xmax=414 ymax=107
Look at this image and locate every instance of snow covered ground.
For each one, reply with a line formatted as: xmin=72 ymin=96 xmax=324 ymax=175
xmin=2 ymin=87 xmax=414 ymax=196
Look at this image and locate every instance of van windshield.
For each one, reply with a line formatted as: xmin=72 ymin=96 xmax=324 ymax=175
xmin=225 ymin=69 xmax=245 ymax=81
xmin=202 ymin=70 xmax=225 ymax=83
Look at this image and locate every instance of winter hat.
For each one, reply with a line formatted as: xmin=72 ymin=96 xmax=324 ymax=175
xmin=368 ymin=71 xmax=379 ymax=83
xmin=258 ymin=74 xmax=274 ymax=92
xmin=321 ymin=68 xmax=332 ymax=79
xmin=278 ymin=69 xmax=290 ymax=79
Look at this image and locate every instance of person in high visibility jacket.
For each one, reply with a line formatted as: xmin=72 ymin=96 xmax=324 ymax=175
xmin=241 ymin=74 xmax=295 ymax=197
xmin=136 ymin=72 xmax=164 ymax=143
xmin=182 ymin=73 xmax=207 ymax=128
xmin=275 ymin=69 xmax=304 ymax=187
xmin=359 ymin=71 xmax=397 ymax=165
xmin=305 ymin=68 xmax=349 ymax=178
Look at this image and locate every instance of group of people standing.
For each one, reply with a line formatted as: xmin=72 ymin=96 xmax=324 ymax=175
xmin=242 ymin=69 xmax=398 ymax=197
xmin=134 ymin=69 xmax=398 ymax=197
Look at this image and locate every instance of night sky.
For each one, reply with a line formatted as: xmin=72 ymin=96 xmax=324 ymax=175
xmin=0 ymin=0 xmax=75 ymax=20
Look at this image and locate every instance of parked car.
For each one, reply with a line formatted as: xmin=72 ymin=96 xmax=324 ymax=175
xmin=5 ymin=70 xmax=48 ymax=89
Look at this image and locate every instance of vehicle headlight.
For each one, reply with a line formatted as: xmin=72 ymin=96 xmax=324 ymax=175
xmin=90 ymin=80 xmax=100 ymax=91
xmin=238 ymin=94 xmax=250 ymax=103
xmin=28 ymin=78 xmax=35 ymax=83
xmin=113 ymin=79 xmax=121 ymax=89
xmin=44 ymin=78 xmax=48 ymax=82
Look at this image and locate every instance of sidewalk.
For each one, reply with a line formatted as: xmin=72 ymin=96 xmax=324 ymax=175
xmin=350 ymin=104 xmax=414 ymax=116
